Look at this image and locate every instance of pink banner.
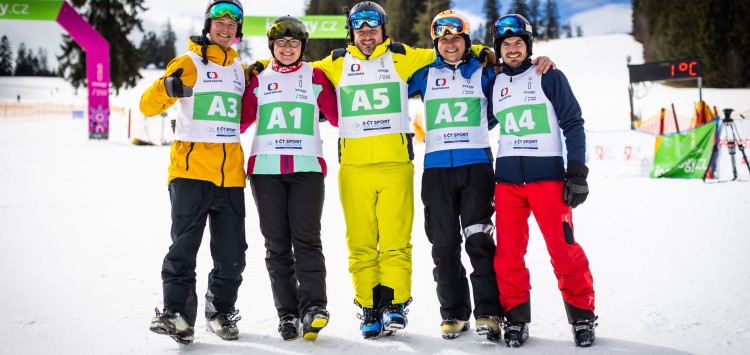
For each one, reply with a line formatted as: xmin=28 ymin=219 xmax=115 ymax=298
xmin=56 ymin=1 xmax=110 ymax=139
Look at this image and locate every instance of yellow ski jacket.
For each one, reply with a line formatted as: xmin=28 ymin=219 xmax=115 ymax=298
xmin=140 ymin=36 xmax=247 ymax=187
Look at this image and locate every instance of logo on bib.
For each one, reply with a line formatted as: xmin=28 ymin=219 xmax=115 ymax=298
xmin=207 ymin=72 xmax=219 ymax=79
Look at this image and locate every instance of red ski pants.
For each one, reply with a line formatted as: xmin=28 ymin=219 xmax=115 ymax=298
xmin=494 ymin=181 xmax=595 ymax=315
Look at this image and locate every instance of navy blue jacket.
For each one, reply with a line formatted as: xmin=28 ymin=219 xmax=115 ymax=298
xmin=488 ymin=59 xmax=586 ymax=184
xmin=408 ymin=54 xmax=495 ymax=169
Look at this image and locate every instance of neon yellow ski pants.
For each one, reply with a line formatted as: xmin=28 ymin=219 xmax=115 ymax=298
xmin=339 ymin=162 xmax=414 ymax=308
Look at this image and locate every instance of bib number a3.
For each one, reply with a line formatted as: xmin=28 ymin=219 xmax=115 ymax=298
xmin=340 ymin=82 xmax=401 ymax=117
xmin=425 ymin=98 xmax=481 ymax=130
xmin=497 ymin=103 xmax=551 ymax=136
xmin=257 ymin=102 xmax=315 ymax=135
xmin=194 ymin=92 xmax=241 ymax=123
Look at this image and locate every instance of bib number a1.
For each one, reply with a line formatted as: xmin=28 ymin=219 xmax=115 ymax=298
xmin=339 ymin=82 xmax=401 ymax=117
xmin=497 ymin=103 xmax=551 ymax=136
xmin=257 ymin=102 xmax=316 ymax=135
xmin=194 ymin=92 xmax=241 ymax=123
xmin=425 ymin=97 xmax=481 ymax=130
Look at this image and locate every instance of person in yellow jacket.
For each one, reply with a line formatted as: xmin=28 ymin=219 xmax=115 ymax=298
xmin=310 ymin=2 xmax=497 ymax=339
xmin=142 ymin=0 xmax=247 ymax=345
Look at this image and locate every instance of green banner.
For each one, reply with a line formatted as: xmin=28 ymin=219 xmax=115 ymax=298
xmin=243 ymin=15 xmax=347 ymax=39
xmin=496 ymin=103 xmax=552 ymax=136
xmin=194 ymin=92 xmax=242 ymax=123
xmin=257 ymin=102 xmax=316 ymax=135
xmin=425 ymin=98 xmax=481 ymax=130
xmin=0 ymin=0 xmax=64 ymax=21
xmin=339 ymin=82 xmax=402 ymax=117
xmin=650 ymin=122 xmax=715 ymax=178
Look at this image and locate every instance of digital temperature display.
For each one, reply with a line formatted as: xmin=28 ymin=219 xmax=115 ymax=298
xmin=628 ymin=58 xmax=702 ymax=83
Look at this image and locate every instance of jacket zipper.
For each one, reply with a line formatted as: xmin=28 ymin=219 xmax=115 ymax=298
xmin=220 ymin=143 xmax=226 ymax=187
xmin=185 ymin=142 xmax=195 ymax=171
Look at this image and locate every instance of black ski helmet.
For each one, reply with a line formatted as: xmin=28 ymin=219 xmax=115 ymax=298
xmin=267 ymin=16 xmax=309 ymax=66
xmin=202 ymin=0 xmax=244 ymax=40
xmin=491 ymin=14 xmax=533 ymax=57
xmin=345 ymin=1 xmax=388 ymax=44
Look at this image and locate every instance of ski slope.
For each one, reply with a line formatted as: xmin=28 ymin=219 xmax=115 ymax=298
xmin=1 ymin=34 xmax=749 ymax=355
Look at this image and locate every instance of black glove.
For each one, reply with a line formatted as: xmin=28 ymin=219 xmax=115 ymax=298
xmin=164 ymin=68 xmax=193 ymax=98
xmin=478 ymin=48 xmax=497 ymax=67
xmin=563 ymin=160 xmax=589 ymax=208
xmin=244 ymin=61 xmax=265 ymax=86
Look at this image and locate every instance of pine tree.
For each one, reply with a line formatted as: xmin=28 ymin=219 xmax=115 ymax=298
xmin=562 ymin=23 xmax=572 ymax=38
xmin=304 ymin=0 xmax=361 ymax=61
xmin=159 ymin=20 xmax=177 ymax=69
xmin=385 ymin=0 xmax=425 ymax=46
xmin=483 ymin=0 xmax=501 ymax=46
xmin=14 ymin=43 xmax=34 ymax=76
xmin=510 ymin=0 xmax=530 ymax=20
xmin=544 ymin=0 xmax=560 ymax=39
xmin=139 ymin=31 xmax=161 ymax=68
xmin=57 ymin=0 xmax=146 ymax=94
xmin=576 ymin=25 xmax=583 ymax=37
xmin=528 ymin=0 xmax=542 ymax=39
xmin=0 ymin=36 xmax=13 ymax=76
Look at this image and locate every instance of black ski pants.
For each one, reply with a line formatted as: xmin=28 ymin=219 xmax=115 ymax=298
xmin=249 ymin=172 xmax=327 ymax=318
xmin=421 ymin=163 xmax=502 ymax=321
xmin=162 ymin=178 xmax=247 ymax=326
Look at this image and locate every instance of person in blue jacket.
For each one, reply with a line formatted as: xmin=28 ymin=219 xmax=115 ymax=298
xmin=407 ymin=10 xmax=553 ymax=341
xmin=487 ymin=13 xmax=597 ymax=348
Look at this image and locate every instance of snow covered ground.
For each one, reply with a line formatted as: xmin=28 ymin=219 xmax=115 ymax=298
xmin=1 ymin=34 xmax=749 ymax=354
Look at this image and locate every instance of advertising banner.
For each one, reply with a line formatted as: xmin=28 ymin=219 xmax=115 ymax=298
xmin=0 ymin=0 xmax=63 ymax=21
xmin=586 ymin=130 xmax=656 ymax=177
xmin=244 ymin=15 xmax=347 ymax=39
xmin=650 ymin=122 xmax=715 ymax=178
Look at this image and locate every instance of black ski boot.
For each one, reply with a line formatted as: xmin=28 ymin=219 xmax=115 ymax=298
xmin=206 ymin=309 xmax=241 ymax=341
xmin=503 ymin=321 xmax=529 ymax=347
xmin=278 ymin=314 xmax=301 ymax=341
xmin=149 ymin=307 xmax=194 ymax=344
xmin=302 ymin=306 xmax=330 ymax=341
xmin=572 ymin=316 xmax=598 ymax=347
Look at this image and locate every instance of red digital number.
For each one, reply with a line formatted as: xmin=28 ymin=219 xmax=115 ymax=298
xmin=671 ymin=61 xmax=698 ymax=77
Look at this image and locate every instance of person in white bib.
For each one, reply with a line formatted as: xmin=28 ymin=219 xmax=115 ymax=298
xmin=239 ymin=16 xmax=339 ymax=342
xmin=141 ymin=0 xmax=247 ymax=345
xmin=408 ymin=10 xmax=555 ymax=341
xmin=487 ymin=14 xmax=597 ymax=348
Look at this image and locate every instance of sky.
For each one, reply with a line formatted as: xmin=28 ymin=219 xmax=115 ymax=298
xmin=1 ymin=32 xmax=750 ymax=354
xmin=0 ymin=0 xmax=632 ymax=68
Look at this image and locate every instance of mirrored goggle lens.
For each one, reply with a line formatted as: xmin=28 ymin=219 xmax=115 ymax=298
xmin=210 ymin=3 xmax=243 ymax=23
xmin=268 ymin=20 xmax=306 ymax=39
xmin=432 ymin=17 xmax=465 ymax=38
xmin=349 ymin=10 xmax=382 ymax=29
xmin=493 ymin=16 xmax=524 ymax=35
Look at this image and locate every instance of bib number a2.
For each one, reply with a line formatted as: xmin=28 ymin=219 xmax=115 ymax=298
xmin=340 ymin=82 xmax=401 ymax=117
xmin=497 ymin=103 xmax=551 ymax=136
xmin=425 ymin=98 xmax=481 ymax=130
xmin=194 ymin=92 xmax=241 ymax=123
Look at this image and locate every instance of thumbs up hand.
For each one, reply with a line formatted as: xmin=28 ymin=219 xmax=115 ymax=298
xmin=164 ymin=68 xmax=193 ymax=98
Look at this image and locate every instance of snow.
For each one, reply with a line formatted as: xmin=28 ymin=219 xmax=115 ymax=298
xmin=1 ymin=34 xmax=750 ymax=355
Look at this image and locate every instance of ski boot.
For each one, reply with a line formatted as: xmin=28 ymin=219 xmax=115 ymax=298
xmin=206 ymin=309 xmax=241 ymax=341
xmin=440 ymin=319 xmax=469 ymax=339
xmin=302 ymin=306 xmax=330 ymax=341
xmin=572 ymin=316 xmax=598 ymax=347
xmin=475 ymin=315 xmax=502 ymax=340
xmin=149 ymin=307 xmax=194 ymax=344
xmin=356 ymin=301 xmax=382 ymax=339
xmin=503 ymin=320 xmax=529 ymax=348
xmin=278 ymin=314 xmax=301 ymax=341
xmin=381 ymin=298 xmax=411 ymax=336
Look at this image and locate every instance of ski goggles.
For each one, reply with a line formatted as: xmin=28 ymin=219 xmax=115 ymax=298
xmin=349 ymin=10 xmax=383 ymax=29
xmin=492 ymin=15 xmax=530 ymax=37
xmin=431 ymin=17 xmax=468 ymax=39
xmin=209 ymin=3 xmax=243 ymax=23
xmin=268 ymin=20 xmax=307 ymax=40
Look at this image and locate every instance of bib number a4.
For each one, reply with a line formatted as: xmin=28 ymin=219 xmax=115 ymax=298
xmin=257 ymin=102 xmax=316 ymax=135
xmin=497 ymin=103 xmax=551 ymax=136
xmin=340 ymin=82 xmax=401 ymax=117
xmin=425 ymin=97 xmax=481 ymax=130
xmin=194 ymin=92 xmax=241 ymax=123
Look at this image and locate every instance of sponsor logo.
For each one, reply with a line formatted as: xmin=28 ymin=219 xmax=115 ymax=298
xmin=268 ymin=82 xmax=279 ymax=91
xmin=500 ymin=87 xmax=509 ymax=97
xmin=350 ymin=64 xmax=361 ymax=72
xmin=216 ymin=126 xmax=237 ymax=137
xmin=435 ymin=78 xmax=447 ymax=87
xmin=442 ymin=132 xmax=470 ymax=143
xmin=207 ymin=72 xmax=219 ymax=79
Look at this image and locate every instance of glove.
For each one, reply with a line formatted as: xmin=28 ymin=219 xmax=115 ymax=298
xmin=479 ymin=48 xmax=497 ymax=68
xmin=164 ymin=68 xmax=192 ymax=98
xmin=563 ymin=160 xmax=589 ymax=208
xmin=244 ymin=61 xmax=265 ymax=85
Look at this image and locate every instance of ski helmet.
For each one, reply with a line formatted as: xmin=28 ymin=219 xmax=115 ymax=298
xmin=430 ymin=10 xmax=472 ymax=59
xmin=346 ymin=1 xmax=388 ymax=44
xmin=491 ymin=14 xmax=533 ymax=57
xmin=202 ymin=0 xmax=244 ymax=40
xmin=267 ymin=16 xmax=309 ymax=66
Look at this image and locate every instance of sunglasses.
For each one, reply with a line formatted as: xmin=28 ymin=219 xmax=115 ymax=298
xmin=432 ymin=17 xmax=466 ymax=38
xmin=209 ymin=3 xmax=243 ymax=23
xmin=274 ymin=38 xmax=302 ymax=48
xmin=349 ymin=10 xmax=382 ymax=30
xmin=492 ymin=15 xmax=530 ymax=36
